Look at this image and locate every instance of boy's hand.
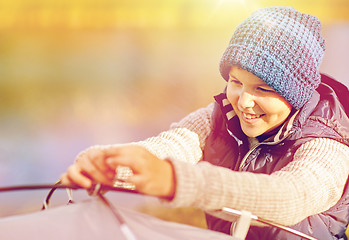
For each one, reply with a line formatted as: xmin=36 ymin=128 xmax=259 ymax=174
xmin=60 ymin=145 xmax=175 ymax=199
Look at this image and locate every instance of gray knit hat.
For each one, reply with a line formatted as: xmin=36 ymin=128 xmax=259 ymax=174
xmin=220 ymin=7 xmax=325 ymax=109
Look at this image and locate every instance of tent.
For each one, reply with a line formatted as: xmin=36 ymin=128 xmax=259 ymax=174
xmin=0 ymin=184 xmax=317 ymax=240
xmin=0 ymin=195 xmax=233 ymax=240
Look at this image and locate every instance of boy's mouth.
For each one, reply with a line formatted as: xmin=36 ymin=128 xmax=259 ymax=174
xmin=242 ymin=112 xmax=265 ymax=119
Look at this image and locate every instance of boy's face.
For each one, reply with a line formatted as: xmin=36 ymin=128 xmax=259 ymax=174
xmin=226 ymin=66 xmax=292 ymax=138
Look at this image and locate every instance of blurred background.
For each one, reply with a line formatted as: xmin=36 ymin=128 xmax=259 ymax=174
xmin=0 ymin=0 xmax=348 ymax=222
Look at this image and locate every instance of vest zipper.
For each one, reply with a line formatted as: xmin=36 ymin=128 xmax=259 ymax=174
xmin=230 ymin=139 xmax=285 ymax=235
xmin=239 ymin=142 xmax=262 ymax=171
xmin=238 ymin=137 xmax=288 ymax=171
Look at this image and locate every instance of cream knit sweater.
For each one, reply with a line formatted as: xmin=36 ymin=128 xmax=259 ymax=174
xmin=133 ymin=103 xmax=349 ymax=226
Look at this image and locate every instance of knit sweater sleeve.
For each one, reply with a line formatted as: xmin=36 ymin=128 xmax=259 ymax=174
xmin=132 ymin=103 xmax=214 ymax=164
xmin=164 ymin=138 xmax=349 ymax=226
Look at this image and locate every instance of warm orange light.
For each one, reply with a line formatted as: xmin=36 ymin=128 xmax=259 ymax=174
xmin=0 ymin=0 xmax=347 ymax=30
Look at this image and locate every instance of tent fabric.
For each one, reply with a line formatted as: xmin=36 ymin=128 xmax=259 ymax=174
xmin=0 ymin=197 xmax=233 ymax=240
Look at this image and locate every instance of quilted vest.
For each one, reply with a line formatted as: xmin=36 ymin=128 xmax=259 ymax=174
xmin=202 ymin=75 xmax=349 ymax=239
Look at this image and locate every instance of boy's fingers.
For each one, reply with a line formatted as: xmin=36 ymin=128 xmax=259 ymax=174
xmin=66 ymin=165 xmax=92 ymax=188
xmin=60 ymin=173 xmax=71 ymax=186
xmin=85 ymin=148 xmax=112 ymax=173
xmin=106 ymin=155 xmax=136 ymax=170
xmin=75 ymin=153 xmax=113 ymax=184
xmin=82 ymin=162 xmax=112 ymax=184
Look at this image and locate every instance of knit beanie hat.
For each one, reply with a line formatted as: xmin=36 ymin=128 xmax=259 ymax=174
xmin=219 ymin=7 xmax=325 ymax=109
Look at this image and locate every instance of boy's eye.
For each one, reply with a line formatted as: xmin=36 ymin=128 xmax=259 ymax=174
xmin=229 ymin=79 xmax=242 ymax=85
xmin=257 ymin=87 xmax=274 ymax=92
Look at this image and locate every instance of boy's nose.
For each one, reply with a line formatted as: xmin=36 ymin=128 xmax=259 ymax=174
xmin=238 ymin=91 xmax=255 ymax=109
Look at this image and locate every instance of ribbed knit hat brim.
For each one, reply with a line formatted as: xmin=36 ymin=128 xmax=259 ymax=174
xmin=220 ymin=7 xmax=325 ymax=109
